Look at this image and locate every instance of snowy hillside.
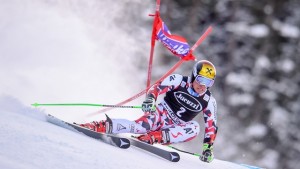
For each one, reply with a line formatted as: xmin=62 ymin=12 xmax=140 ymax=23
xmin=0 ymin=96 xmax=260 ymax=169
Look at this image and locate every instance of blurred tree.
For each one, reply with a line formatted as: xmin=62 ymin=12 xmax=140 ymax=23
xmin=157 ymin=0 xmax=300 ymax=168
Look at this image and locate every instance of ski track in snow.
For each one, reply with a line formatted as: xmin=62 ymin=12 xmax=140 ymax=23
xmin=0 ymin=96 xmax=254 ymax=169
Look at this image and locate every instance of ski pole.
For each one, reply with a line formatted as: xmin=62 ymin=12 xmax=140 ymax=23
xmin=31 ymin=103 xmax=142 ymax=109
xmin=167 ymin=145 xmax=201 ymax=157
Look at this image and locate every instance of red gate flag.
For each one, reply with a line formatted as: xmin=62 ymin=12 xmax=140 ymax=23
xmin=155 ymin=17 xmax=195 ymax=60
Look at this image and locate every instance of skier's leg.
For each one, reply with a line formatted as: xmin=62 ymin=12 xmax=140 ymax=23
xmin=162 ymin=121 xmax=200 ymax=144
xmin=136 ymin=121 xmax=200 ymax=145
xmin=80 ymin=112 xmax=161 ymax=134
xmin=109 ymin=111 xmax=161 ymax=134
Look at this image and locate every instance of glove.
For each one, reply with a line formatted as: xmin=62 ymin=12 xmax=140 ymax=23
xmin=141 ymin=97 xmax=156 ymax=113
xmin=200 ymin=143 xmax=214 ymax=163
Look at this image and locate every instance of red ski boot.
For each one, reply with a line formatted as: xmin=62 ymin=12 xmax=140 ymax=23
xmin=80 ymin=121 xmax=106 ymax=133
xmin=79 ymin=115 xmax=113 ymax=133
xmin=137 ymin=130 xmax=169 ymax=145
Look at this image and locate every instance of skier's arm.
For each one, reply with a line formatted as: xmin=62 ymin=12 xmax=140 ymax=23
xmin=146 ymin=74 xmax=183 ymax=100
xmin=203 ymin=96 xmax=218 ymax=145
xmin=142 ymin=75 xmax=182 ymax=113
xmin=200 ymin=96 xmax=218 ymax=163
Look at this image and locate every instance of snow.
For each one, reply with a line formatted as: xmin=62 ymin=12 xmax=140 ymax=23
xmin=246 ymin=124 xmax=267 ymax=138
xmin=0 ymin=95 xmax=254 ymax=169
xmin=276 ymin=59 xmax=295 ymax=73
xmin=254 ymin=56 xmax=271 ymax=71
xmin=0 ymin=1 xmax=264 ymax=169
xmin=0 ymin=0 xmax=145 ymax=123
xmin=257 ymin=149 xmax=279 ymax=169
xmin=226 ymin=20 xmax=300 ymax=38
xmin=269 ymin=107 xmax=289 ymax=130
xmin=225 ymin=72 xmax=258 ymax=92
xmin=225 ymin=22 xmax=269 ymax=38
xmin=228 ymin=93 xmax=254 ymax=106
xmin=259 ymin=89 xmax=277 ymax=101
xmin=272 ymin=20 xmax=300 ymax=38
xmin=248 ymin=24 xmax=269 ymax=38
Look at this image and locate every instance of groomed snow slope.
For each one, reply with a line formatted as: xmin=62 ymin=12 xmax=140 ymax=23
xmin=0 ymin=96 xmax=261 ymax=169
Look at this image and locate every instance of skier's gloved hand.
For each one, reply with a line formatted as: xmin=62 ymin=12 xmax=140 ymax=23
xmin=200 ymin=143 xmax=214 ymax=163
xmin=141 ymin=97 xmax=156 ymax=113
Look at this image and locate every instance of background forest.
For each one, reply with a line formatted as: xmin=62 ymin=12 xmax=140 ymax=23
xmin=135 ymin=1 xmax=299 ymax=169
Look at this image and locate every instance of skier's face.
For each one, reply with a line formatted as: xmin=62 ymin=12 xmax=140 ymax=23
xmin=192 ymin=80 xmax=207 ymax=94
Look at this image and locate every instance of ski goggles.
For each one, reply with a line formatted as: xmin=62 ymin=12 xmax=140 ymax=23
xmin=195 ymin=75 xmax=214 ymax=87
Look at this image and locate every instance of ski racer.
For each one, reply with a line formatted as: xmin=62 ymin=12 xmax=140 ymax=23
xmin=80 ymin=60 xmax=218 ymax=163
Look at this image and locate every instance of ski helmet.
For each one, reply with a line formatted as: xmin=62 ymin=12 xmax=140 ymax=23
xmin=191 ymin=60 xmax=216 ymax=87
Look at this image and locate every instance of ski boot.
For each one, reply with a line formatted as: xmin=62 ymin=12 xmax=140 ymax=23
xmin=79 ymin=114 xmax=112 ymax=133
xmin=137 ymin=130 xmax=170 ymax=145
xmin=80 ymin=121 xmax=106 ymax=133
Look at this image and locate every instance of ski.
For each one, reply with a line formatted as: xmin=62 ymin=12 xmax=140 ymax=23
xmin=46 ymin=114 xmax=130 ymax=149
xmin=128 ymin=136 xmax=180 ymax=162
xmin=47 ymin=114 xmax=178 ymax=161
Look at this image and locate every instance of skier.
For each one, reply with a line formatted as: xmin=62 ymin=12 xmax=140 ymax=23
xmin=80 ymin=60 xmax=218 ymax=163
